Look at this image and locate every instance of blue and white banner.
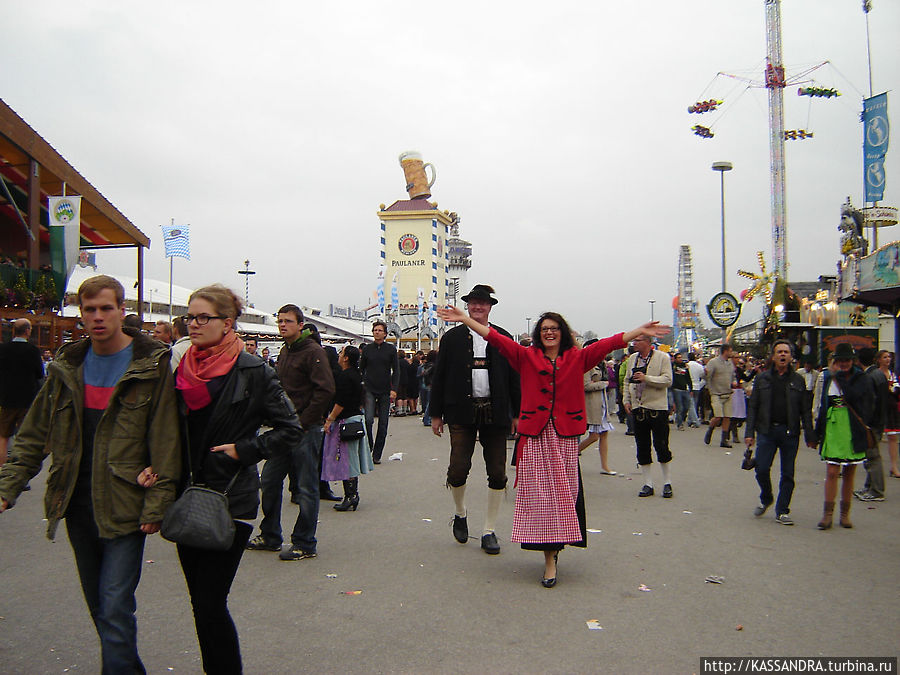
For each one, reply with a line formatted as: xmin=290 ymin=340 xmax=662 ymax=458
xmin=376 ymin=265 xmax=385 ymax=314
xmin=161 ymin=224 xmax=191 ymax=259
xmin=390 ymin=273 xmax=399 ymax=311
xmin=428 ymin=289 xmax=438 ymax=328
xmin=417 ymin=287 xmax=424 ymax=324
xmin=864 ymin=93 xmax=889 ymax=203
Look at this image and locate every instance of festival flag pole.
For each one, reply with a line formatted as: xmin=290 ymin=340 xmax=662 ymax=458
xmin=161 ymin=220 xmax=191 ymax=321
xmin=416 ymin=287 xmax=424 ymax=352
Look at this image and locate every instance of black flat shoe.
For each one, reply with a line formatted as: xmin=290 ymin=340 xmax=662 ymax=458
xmin=481 ymin=532 xmax=500 ymax=555
xmin=638 ymin=485 xmax=654 ymax=497
xmin=452 ymin=515 xmax=468 ymax=544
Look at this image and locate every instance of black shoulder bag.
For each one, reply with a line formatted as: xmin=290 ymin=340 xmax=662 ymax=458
xmin=161 ymin=417 xmax=241 ymax=551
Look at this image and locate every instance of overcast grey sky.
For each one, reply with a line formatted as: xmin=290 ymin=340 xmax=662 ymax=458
xmin=3 ymin=1 xmax=898 ymax=337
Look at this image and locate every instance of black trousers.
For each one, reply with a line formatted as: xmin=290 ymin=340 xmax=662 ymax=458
xmin=177 ymin=521 xmax=253 ymax=675
xmin=447 ymin=423 xmax=509 ymax=490
xmin=633 ymin=407 xmax=672 ymax=465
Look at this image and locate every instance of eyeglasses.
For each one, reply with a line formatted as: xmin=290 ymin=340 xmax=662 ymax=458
xmin=182 ymin=314 xmax=227 ymax=326
xmin=540 ymin=326 xmax=561 ymax=334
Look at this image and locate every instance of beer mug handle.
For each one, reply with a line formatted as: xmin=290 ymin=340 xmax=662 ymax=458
xmin=424 ymin=162 xmax=436 ymax=188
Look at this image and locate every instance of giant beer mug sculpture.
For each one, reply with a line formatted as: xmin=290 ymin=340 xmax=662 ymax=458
xmin=399 ymin=151 xmax=436 ymax=200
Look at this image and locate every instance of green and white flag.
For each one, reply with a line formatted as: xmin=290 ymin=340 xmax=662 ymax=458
xmin=48 ymin=195 xmax=81 ymax=280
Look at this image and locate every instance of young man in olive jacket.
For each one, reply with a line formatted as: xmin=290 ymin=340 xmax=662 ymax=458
xmin=430 ymin=284 xmax=520 ymax=554
xmin=0 ymin=275 xmax=181 ymax=674
xmin=249 ymin=304 xmax=335 ymax=560
xmin=744 ymin=340 xmax=816 ymax=525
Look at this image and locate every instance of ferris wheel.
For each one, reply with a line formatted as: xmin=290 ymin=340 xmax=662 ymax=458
xmin=673 ymin=245 xmax=702 ymax=351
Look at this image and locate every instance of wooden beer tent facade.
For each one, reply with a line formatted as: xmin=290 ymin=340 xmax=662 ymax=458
xmin=0 ymin=98 xmax=150 ymax=348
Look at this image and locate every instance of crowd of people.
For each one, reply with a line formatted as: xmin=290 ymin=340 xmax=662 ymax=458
xmin=0 ymin=276 xmax=896 ymax=672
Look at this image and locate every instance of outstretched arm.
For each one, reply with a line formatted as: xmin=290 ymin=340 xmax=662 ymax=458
xmin=436 ymin=306 xmax=490 ymax=338
xmin=622 ymin=322 xmax=669 ymax=344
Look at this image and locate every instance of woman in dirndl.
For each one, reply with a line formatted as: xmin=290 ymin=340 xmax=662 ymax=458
xmin=876 ymin=350 xmax=900 ymax=478
xmin=812 ymin=343 xmax=875 ymax=530
xmin=579 ymin=341 xmax=616 ymax=475
xmin=322 ymin=345 xmax=374 ymax=511
xmin=438 ymin=305 xmax=665 ymax=587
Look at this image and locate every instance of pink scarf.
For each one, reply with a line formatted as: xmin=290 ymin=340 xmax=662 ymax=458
xmin=176 ymin=331 xmax=244 ymax=410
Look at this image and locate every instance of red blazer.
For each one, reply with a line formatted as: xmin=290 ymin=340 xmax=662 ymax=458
xmin=485 ymin=328 xmax=626 ymax=437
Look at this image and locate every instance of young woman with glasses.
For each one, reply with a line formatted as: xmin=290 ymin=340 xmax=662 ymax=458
xmin=437 ymin=305 xmax=666 ymax=588
xmin=144 ymin=285 xmax=300 ymax=673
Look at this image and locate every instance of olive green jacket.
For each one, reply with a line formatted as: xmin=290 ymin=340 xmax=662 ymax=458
xmin=0 ymin=329 xmax=181 ymax=540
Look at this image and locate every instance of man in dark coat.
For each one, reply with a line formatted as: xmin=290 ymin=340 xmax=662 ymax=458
xmin=744 ymin=339 xmax=816 ymax=525
xmin=0 ymin=318 xmax=44 ymax=465
xmin=430 ymin=284 xmax=520 ymax=554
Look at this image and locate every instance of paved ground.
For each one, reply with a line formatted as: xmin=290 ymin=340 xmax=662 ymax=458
xmin=1 ymin=416 xmax=898 ymax=674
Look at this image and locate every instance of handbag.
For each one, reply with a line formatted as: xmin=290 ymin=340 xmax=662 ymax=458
xmin=161 ymin=415 xmax=241 ymax=551
xmin=845 ymin=403 xmax=879 ymax=450
xmin=340 ymin=420 xmax=365 ymax=440
xmin=741 ymin=448 xmax=756 ymax=470
xmin=161 ymin=481 xmax=237 ymax=551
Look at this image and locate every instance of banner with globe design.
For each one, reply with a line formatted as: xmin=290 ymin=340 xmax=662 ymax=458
xmin=48 ymin=196 xmax=82 ymax=292
xmin=863 ymin=93 xmax=889 ymax=203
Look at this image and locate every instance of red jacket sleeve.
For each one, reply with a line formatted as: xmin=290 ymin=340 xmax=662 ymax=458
xmin=581 ymin=333 xmax=626 ymax=372
xmin=484 ymin=327 xmax=527 ymax=373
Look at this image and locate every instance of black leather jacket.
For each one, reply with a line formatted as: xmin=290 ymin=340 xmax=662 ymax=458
xmin=178 ymin=351 xmax=302 ymax=519
xmin=745 ymin=366 xmax=815 ymax=445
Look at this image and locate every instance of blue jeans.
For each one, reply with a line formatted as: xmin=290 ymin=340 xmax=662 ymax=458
xmin=673 ymin=389 xmax=691 ymax=427
xmin=259 ymin=426 xmax=322 ymax=552
xmin=65 ymin=507 xmax=147 ymax=675
xmin=754 ymin=424 xmax=799 ymax=516
xmin=365 ymin=390 xmax=392 ymax=461
xmin=421 ymin=387 xmax=432 ymax=426
xmin=687 ymin=391 xmax=701 ymax=426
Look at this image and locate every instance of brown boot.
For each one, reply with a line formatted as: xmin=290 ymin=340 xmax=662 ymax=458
xmin=817 ymin=501 xmax=834 ymax=530
xmin=839 ymin=500 xmax=853 ymax=529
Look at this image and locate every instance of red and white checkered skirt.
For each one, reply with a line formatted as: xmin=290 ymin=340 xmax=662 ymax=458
xmin=511 ymin=425 xmax=582 ymax=545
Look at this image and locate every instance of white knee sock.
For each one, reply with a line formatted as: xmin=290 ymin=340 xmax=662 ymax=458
xmin=484 ymin=488 xmax=504 ymax=535
xmin=641 ymin=465 xmax=653 ymax=488
xmin=660 ymin=462 xmax=671 ymax=485
xmin=451 ymin=485 xmax=466 ymax=518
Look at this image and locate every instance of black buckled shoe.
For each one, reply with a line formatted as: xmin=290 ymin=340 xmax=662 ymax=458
xmin=638 ymin=485 xmax=654 ymax=497
xmin=481 ymin=532 xmax=500 ymax=555
xmin=662 ymin=483 xmax=673 ymax=499
xmin=452 ymin=515 xmax=468 ymax=543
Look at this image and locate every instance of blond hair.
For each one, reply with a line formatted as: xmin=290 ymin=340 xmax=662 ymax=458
xmin=189 ymin=285 xmax=243 ymax=320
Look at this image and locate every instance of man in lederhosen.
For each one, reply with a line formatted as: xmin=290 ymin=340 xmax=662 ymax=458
xmin=430 ymin=285 xmax=520 ymax=554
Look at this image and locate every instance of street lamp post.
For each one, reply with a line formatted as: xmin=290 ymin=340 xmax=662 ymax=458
xmin=649 ymin=300 xmax=656 ymax=322
xmin=712 ymin=162 xmax=733 ymax=294
xmin=526 ymin=317 xmax=532 ymax=337
xmin=712 ymin=161 xmax=733 ymax=342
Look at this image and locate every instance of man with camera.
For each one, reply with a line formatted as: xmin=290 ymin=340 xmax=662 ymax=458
xmin=623 ymin=335 xmax=674 ymax=498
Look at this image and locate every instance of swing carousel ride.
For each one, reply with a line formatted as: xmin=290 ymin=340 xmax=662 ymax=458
xmin=683 ymin=0 xmax=858 ymax=337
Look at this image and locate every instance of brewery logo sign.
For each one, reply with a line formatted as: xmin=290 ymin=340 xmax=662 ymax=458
xmin=706 ymin=292 xmax=741 ymax=328
xmin=398 ymin=234 xmax=419 ymax=256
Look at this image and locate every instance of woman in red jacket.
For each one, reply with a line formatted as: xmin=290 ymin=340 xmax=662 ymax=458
xmin=437 ymin=306 xmax=665 ymax=587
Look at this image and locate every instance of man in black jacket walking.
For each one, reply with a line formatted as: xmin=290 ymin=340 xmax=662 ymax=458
xmin=430 ymin=285 xmax=520 ymax=554
xmin=744 ymin=340 xmax=816 ymax=525
xmin=360 ymin=321 xmax=399 ymax=463
xmin=0 ymin=319 xmax=44 ymax=465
